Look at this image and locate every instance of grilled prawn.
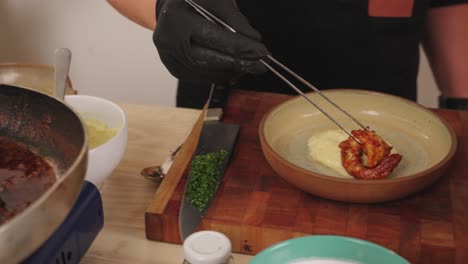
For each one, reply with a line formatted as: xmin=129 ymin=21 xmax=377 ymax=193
xmin=339 ymin=129 xmax=402 ymax=180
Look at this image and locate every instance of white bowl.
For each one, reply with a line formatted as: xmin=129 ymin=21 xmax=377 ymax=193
xmin=65 ymin=95 xmax=128 ymax=188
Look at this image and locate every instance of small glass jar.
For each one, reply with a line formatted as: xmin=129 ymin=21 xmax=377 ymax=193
xmin=183 ymin=231 xmax=232 ymax=264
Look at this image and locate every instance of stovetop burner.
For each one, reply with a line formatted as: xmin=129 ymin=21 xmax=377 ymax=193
xmin=22 ymin=181 xmax=104 ymax=264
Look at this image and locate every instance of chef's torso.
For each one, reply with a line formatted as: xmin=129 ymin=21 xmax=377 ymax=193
xmin=176 ymin=0 xmax=467 ymax=108
xmin=234 ymin=0 xmax=435 ymax=100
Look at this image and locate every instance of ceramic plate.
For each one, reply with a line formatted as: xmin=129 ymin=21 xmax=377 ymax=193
xmin=0 ymin=63 xmax=75 ymax=96
xmin=259 ymin=89 xmax=457 ymax=203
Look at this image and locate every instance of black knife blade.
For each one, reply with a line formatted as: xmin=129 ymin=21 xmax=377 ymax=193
xmin=179 ymin=84 xmax=239 ymax=241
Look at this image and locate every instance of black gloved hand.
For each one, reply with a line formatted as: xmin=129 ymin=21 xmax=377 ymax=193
xmin=439 ymin=96 xmax=468 ymax=110
xmin=153 ymin=0 xmax=270 ymax=83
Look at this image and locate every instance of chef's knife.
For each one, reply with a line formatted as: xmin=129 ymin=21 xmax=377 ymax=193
xmin=179 ymin=84 xmax=239 ymax=241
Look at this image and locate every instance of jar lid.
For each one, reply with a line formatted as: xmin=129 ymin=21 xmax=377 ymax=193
xmin=183 ymin=231 xmax=232 ymax=264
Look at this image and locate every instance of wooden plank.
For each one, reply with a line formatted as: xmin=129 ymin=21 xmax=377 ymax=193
xmin=146 ymin=104 xmax=207 ymax=214
xmin=145 ymin=103 xmax=208 ymax=241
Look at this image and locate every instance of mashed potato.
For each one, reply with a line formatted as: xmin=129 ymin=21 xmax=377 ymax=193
xmin=307 ymin=129 xmax=397 ymax=177
xmin=84 ymin=117 xmax=118 ymax=149
xmin=307 ymin=129 xmax=350 ymax=177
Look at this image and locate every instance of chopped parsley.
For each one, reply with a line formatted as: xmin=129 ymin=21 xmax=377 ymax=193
xmin=186 ymin=149 xmax=229 ymax=212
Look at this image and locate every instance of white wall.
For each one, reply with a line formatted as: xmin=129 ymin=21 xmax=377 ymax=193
xmin=418 ymin=51 xmax=440 ymax=107
xmin=0 ymin=0 xmax=439 ymax=108
xmin=0 ymin=0 xmax=177 ymax=106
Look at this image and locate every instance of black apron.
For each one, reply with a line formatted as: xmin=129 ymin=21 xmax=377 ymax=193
xmin=177 ymin=0 xmax=433 ymax=108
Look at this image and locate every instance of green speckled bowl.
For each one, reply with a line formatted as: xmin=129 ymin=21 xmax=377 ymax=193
xmin=249 ymin=235 xmax=409 ymax=264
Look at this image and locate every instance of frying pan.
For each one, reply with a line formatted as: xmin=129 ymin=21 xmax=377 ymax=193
xmin=0 ymin=84 xmax=87 ymax=263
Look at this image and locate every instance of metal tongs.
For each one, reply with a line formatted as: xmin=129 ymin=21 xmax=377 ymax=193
xmin=185 ymin=0 xmax=368 ymax=143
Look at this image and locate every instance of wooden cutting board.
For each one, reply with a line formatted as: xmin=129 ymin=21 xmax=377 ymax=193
xmin=145 ymin=90 xmax=468 ymax=264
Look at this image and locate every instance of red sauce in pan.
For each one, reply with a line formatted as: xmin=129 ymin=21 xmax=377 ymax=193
xmin=0 ymin=137 xmax=57 ymax=224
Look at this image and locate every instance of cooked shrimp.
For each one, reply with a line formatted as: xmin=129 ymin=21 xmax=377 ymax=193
xmin=352 ymin=129 xmax=393 ymax=168
xmin=339 ymin=129 xmax=402 ymax=180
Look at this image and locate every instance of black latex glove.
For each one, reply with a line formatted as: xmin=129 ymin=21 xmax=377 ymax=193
xmin=439 ymin=96 xmax=468 ymax=110
xmin=153 ymin=0 xmax=270 ymax=83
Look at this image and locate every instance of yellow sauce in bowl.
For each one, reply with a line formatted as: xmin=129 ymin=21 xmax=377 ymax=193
xmin=84 ymin=117 xmax=118 ymax=149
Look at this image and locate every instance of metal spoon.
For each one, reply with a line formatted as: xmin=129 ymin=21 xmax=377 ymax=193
xmin=54 ymin=48 xmax=72 ymax=100
xmin=140 ymin=144 xmax=183 ymax=182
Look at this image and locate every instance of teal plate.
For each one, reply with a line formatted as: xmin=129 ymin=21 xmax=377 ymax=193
xmin=249 ymin=235 xmax=409 ymax=264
